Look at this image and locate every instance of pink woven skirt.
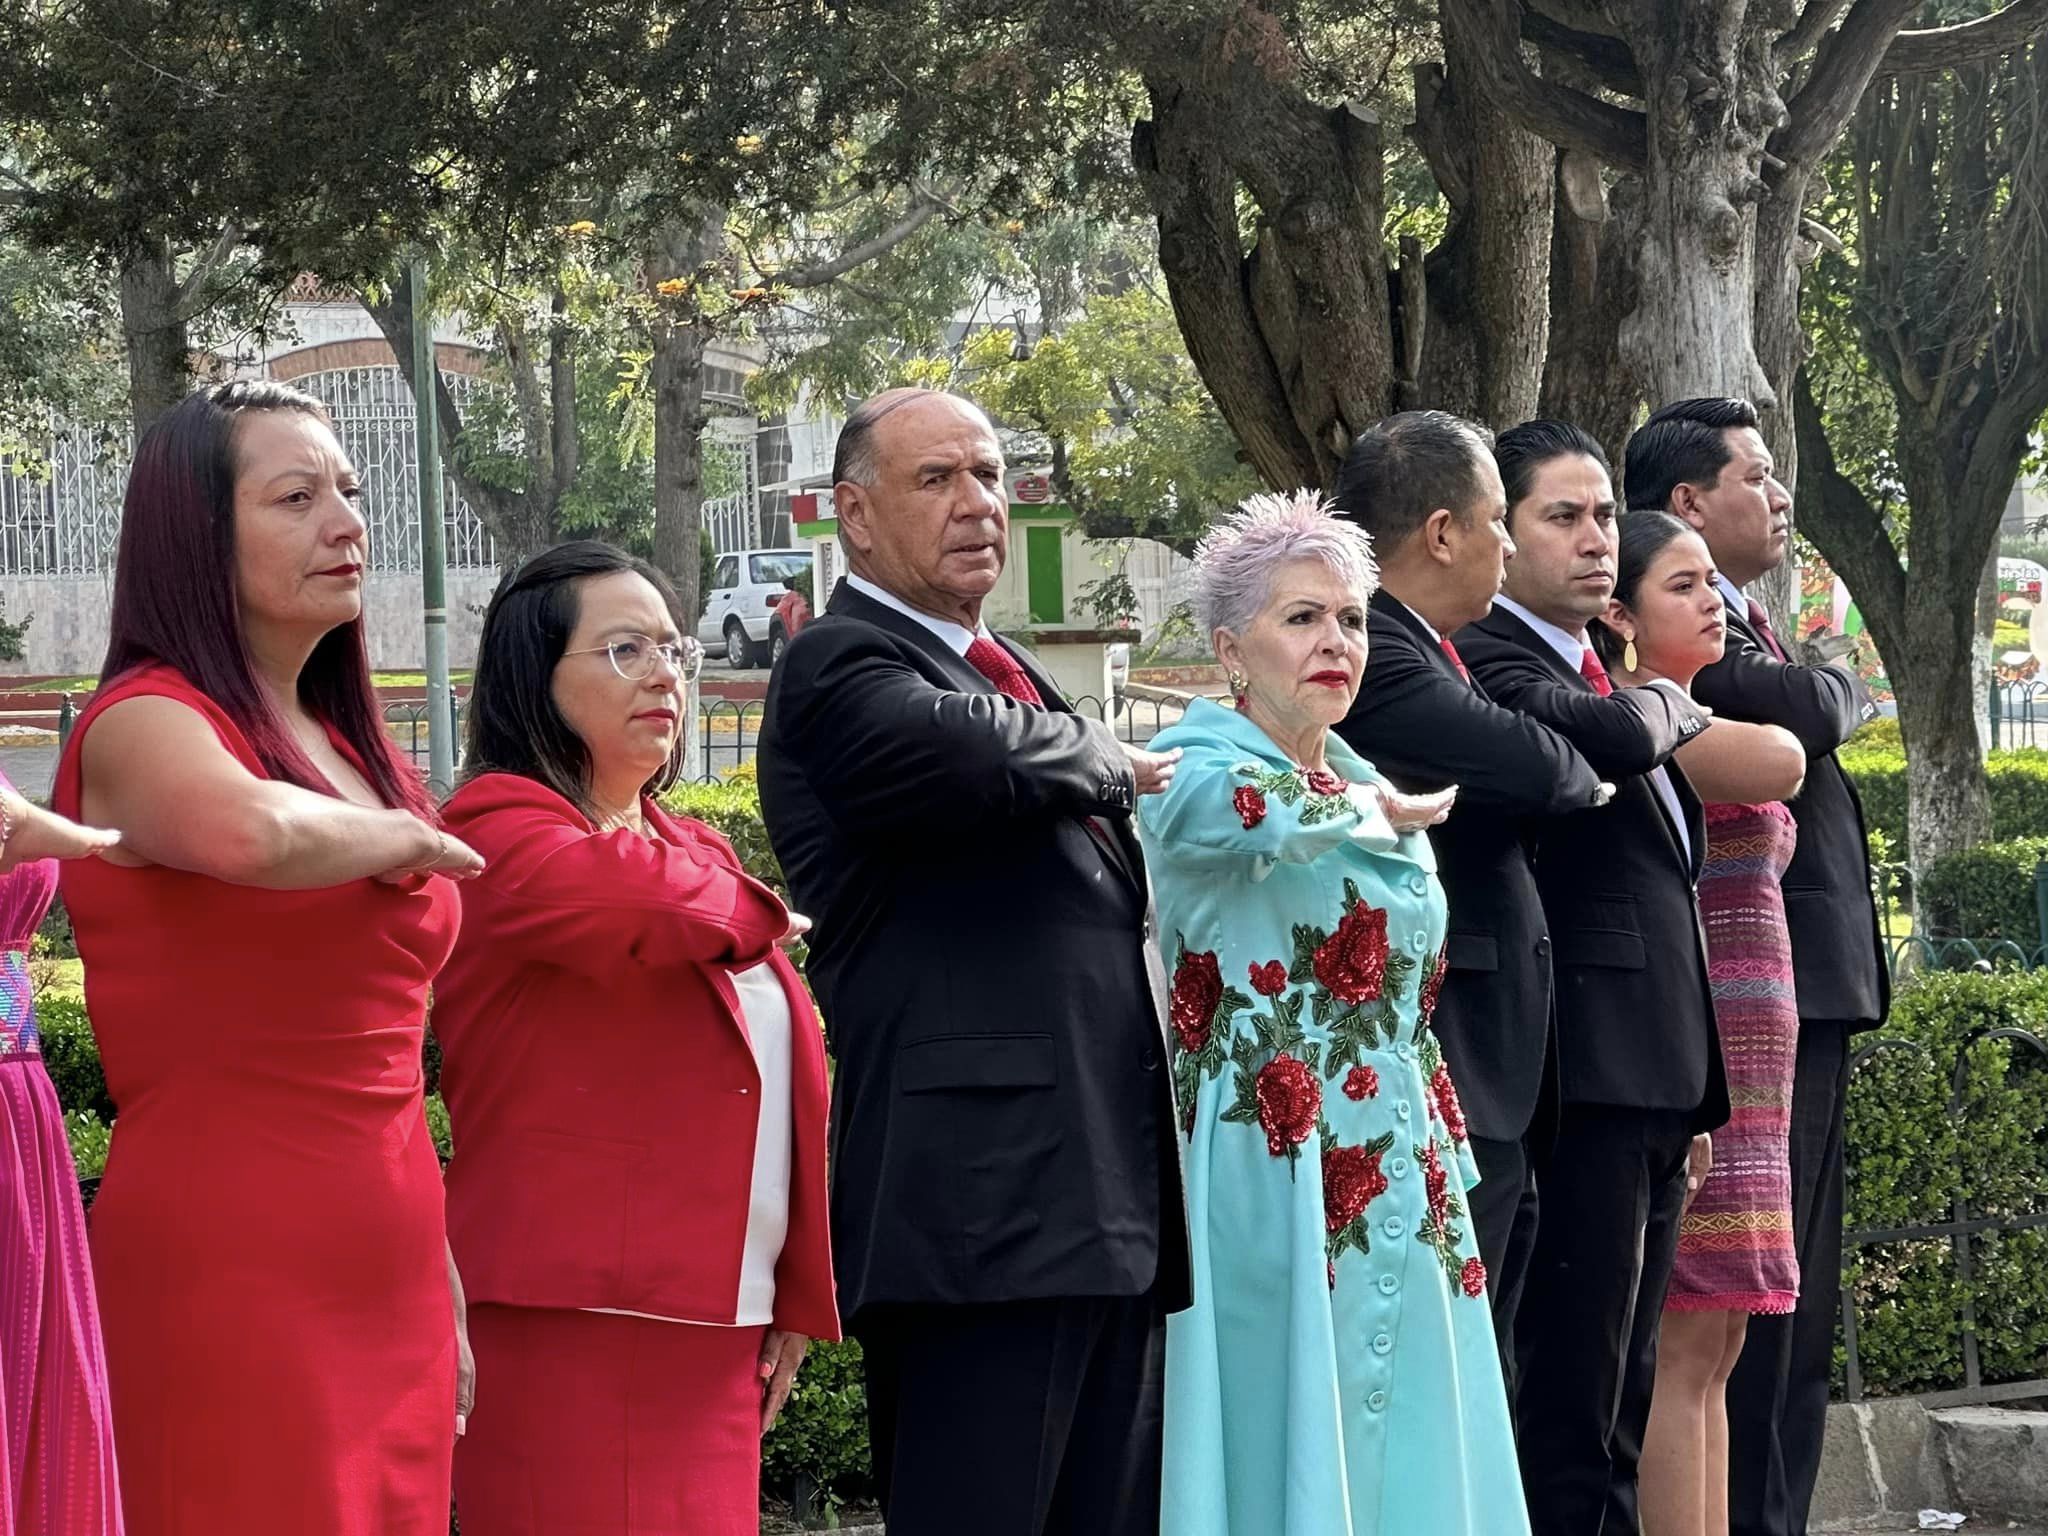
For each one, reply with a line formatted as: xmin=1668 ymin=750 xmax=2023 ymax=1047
xmin=0 ymin=1054 xmax=122 ymax=1535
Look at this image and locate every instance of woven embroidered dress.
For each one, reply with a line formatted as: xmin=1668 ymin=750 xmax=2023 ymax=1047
xmin=1140 ymin=699 xmax=1527 ymax=1536
xmin=1666 ymin=801 xmax=1801 ymax=1315
xmin=0 ymin=774 xmax=122 ymax=1536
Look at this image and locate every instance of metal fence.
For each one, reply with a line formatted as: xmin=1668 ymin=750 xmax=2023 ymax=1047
xmin=1839 ymin=1026 xmax=2048 ymax=1407
xmin=381 ymin=690 xmax=1189 ymax=785
xmin=1873 ymin=860 xmax=2048 ymax=979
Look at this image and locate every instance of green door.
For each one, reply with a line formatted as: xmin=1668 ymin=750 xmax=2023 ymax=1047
xmin=1026 ymin=524 xmax=1065 ymax=625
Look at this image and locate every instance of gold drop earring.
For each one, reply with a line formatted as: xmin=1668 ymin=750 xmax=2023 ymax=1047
xmin=1228 ymin=671 xmax=1249 ymax=709
xmin=1622 ymin=636 xmax=1639 ymax=672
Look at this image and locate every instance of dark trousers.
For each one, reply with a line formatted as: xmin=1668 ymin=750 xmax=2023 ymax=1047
xmin=1514 ymin=1107 xmax=1692 ymax=1536
xmin=855 ymin=1293 xmax=1166 ymax=1536
xmin=1726 ymin=1019 xmax=1852 ymax=1536
xmin=1469 ymin=1131 xmax=1541 ymax=1414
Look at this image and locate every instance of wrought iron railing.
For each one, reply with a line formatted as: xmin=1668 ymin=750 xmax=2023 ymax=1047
xmin=1839 ymin=1027 xmax=2048 ymax=1408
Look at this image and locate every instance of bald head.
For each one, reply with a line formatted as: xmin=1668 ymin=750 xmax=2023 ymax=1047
xmin=831 ymin=389 xmax=1008 ymax=628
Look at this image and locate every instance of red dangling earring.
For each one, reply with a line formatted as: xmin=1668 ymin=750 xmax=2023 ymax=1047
xmin=1229 ymin=671 xmax=1248 ymax=709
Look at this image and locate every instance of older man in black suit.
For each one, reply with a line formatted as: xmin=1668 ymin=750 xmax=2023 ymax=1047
xmin=1626 ymin=397 xmax=1887 ymax=1536
xmin=757 ymin=388 xmax=1190 ymax=1536
xmin=1457 ymin=420 xmax=1727 ymax=1536
xmin=1330 ymin=410 xmax=1612 ymax=1398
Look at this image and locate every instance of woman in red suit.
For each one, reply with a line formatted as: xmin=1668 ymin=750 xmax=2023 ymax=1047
xmin=52 ymin=382 xmax=483 ymax=1535
xmin=436 ymin=541 xmax=838 ymax=1536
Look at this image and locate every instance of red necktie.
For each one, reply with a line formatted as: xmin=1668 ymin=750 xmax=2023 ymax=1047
xmin=964 ymin=636 xmax=1044 ymax=706
xmin=1579 ymin=647 xmax=1614 ymax=697
xmin=1746 ymin=597 xmax=1790 ymax=663
xmin=1439 ymin=636 xmax=1471 ymax=683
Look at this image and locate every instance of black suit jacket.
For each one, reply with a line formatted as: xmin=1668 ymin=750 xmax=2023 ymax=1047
xmin=1459 ymin=607 xmax=1729 ymax=1133
xmin=1691 ymin=602 xmax=1890 ymax=1029
xmin=1336 ymin=590 xmax=1607 ymax=1145
xmin=757 ymin=581 xmax=1191 ymax=1323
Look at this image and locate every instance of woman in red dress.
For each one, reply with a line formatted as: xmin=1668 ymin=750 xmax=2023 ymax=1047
xmin=434 ymin=542 xmax=837 ymax=1536
xmin=52 ymin=382 xmax=484 ymax=1535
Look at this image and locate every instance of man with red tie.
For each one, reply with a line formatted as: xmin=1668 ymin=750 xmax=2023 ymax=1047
xmin=1329 ymin=410 xmax=1611 ymax=1397
xmin=756 ymin=388 xmax=1190 ymax=1536
xmin=1453 ymin=420 xmax=1725 ymax=1536
xmin=1625 ymin=398 xmax=1887 ymax=1536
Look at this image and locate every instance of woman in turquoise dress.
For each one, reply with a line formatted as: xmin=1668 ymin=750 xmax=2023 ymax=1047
xmin=1141 ymin=489 xmax=1530 ymax=1535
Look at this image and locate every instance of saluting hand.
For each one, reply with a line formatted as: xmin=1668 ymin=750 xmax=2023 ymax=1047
xmin=0 ymin=790 xmax=121 ymax=871
xmin=1121 ymin=742 xmax=1182 ymax=796
xmin=1380 ymin=784 xmax=1456 ymax=831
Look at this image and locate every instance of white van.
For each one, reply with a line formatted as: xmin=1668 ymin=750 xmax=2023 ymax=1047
xmin=698 ymin=548 xmax=813 ymax=669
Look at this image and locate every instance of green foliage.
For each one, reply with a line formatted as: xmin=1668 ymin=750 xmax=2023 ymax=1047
xmin=1919 ymin=837 xmax=2048 ymax=948
xmin=1842 ymin=744 xmax=2048 ymax=846
xmin=1842 ymin=970 xmax=2048 ymax=1396
xmin=663 ymin=777 xmax=785 ymax=897
xmin=64 ymin=1107 xmax=111 ymax=1180
xmin=0 ymin=236 xmax=124 ymax=460
xmin=760 ymin=1337 xmax=873 ymax=1507
xmin=1996 ymin=620 xmax=2033 ymax=654
xmin=36 ymin=994 xmax=111 ymax=1120
xmin=36 ymin=894 xmax=76 ymax=960
xmin=0 ymin=596 xmax=33 ymax=663
xmin=425 ymin=1092 xmax=454 ymax=1162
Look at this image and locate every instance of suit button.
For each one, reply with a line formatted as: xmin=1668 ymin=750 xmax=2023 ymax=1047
xmin=1389 ymin=1156 xmax=1409 ymax=1178
xmin=1141 ymin=1049 xmax=1159 ymax=1071
xmin=1396 ymin=1100 xmax=1412 ymax=1121
xmin=1535 ymin=937 xmax=1551 ymax=956
xmin=1408 ymin=874 xmax=1428 ymax=896
xmin=1372 ymin=1333 xmax=1393 ymax=1356
xmin=1382 ymin=1215 xmax=1404 ymax=1238
xmin=1368 ymin=1390 xmax=1388 ymax=1413
xmin=1378 ymin=1273 xmax=1399 ymax=1295
xmin=1409 ymin=930 xmax=1430 ymax=954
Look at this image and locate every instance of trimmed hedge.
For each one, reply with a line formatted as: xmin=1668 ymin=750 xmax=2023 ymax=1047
xmin=1841 ymin=742 xmax=2048 ymax=848
xmin=1841 ymin=970 xmax=2048 ymax=1397
xmin=1919 ymin=836 xmax=2048 ymax=949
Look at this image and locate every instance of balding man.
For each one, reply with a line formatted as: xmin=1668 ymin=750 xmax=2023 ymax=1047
xmin=758 ymin=389 xmax=1190 ymax=1535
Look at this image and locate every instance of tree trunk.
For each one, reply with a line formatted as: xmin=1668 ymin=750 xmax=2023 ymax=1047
xmin=118 ymin=238 xmax=193 ymax=435
xmin=367 ymin=274 xmax=556 ymax=568
xmin=1540 ymin=151 xmax=1636 ymax=462
xmin=646 ymin=207 xmax=726 ymax=626
xmin=1610 ymin=15 xmax=1781 ymax=412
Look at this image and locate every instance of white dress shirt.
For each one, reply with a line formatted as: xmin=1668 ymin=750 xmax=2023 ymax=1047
xmin=845 ymin=571 xmax=990 ymax=656
xmin=1492 ymin=595 xmax=1692 ymax=861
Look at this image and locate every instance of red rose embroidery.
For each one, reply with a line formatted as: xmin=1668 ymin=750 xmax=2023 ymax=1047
xmin=1422 ymin=1140 xmax=1452 ymax=1228
xmin=1248 ymin=959 xmax=1289 ymax=997
xmin=1460 ymin=1256 xmax=1488 ymax=1298
xmin=1323 ymin=1143 xmax=1390 ymax=1232
xmin=1233 ymin=784 xmax=1267 ymax=829
xmin=1430 ymin=1064 xmax=1469 ymax=1144
xmin=1312 ymin=900 xmax=1391 ymax=1005
xmin=1169 ymin=949 xmax=1223 ymax=1055
xmin=1420 ymin=948 xmax=1447 ymax=1021
xmin=1342 ymin=1065 xmax=1380 ymax=1101
xmin=1302 ymin=766 xmax=1348 ymax=797
xmin=1254 ymin=1053 xmax=1322 ymax=1157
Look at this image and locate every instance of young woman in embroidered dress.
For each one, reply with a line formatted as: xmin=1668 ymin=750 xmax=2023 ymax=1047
xmin=1592 ymin=511 xmax=1808 ymax=1536
xmin=1140 ymin=489 xmax=1528 ymax=1535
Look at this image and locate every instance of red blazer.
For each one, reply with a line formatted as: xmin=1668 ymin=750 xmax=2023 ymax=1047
xmin=434 ymin=772 xmax=838 ymax=1340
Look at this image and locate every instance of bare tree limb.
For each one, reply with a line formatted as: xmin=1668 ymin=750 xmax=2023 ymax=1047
xmin=169 ymin=220 xmax=242 ymax=323
xmin=1777 ymin=0 xmax=1921 ymax=169
xmin=769 ymin=189 xmax=946 ymax=290
xmin=1778 ymin=0 xmax=1858 ymax=65
xmin=547 ymin=287 xmax=578 ymax=505
xmin=1791 ymin=366 xmax=1907 ymax=623
xmin=1441 ymin=0 xmax=1647 ymax=169
xmin=1878 ymin=0 xmax=2048 ymax=75
xmin=1520 ymin=7 xmax=1643 ymax=97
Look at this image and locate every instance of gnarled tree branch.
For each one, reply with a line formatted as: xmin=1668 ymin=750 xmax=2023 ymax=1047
xmin=1440 ymin=0 xmax=1647 ymax=169
xmin=169 ymin=220 xmax=242 ymax=323
xmin=1519 ymin=7 xmax=1643 ymax=97
xmin=767 ymin=188 xmax=947 ymax=290
xmin=1777 ymin=0 xmax=1921 ymax=169
xmin=1879 ymin=0 xmax=2048 ymax=75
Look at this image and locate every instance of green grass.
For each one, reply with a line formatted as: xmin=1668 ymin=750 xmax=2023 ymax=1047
xmin=35 ymin=956 xmax=83 ymax=1002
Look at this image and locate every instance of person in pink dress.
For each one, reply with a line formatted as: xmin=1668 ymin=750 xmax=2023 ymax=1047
xmin=0 ymin=773 xmax=125 ymax=1536
xmin=1591 ymin=511 xmax=1808 ymax=1536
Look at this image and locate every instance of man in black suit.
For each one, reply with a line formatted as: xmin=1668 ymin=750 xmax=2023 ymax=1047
xmin=1329 ymin=410 xmax=1612 ymax=1396
xmin=1625 ymin=397 xmax=1887 ymax=1536
xmin=1457 ymin=420 xmax=1728 ymax=1536
xmin=757 ymin=388 xmax=1190 ymax=1536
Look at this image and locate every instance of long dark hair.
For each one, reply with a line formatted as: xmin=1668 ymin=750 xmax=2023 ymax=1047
xmin=1590 ymin=510 xmax=1697 ymax=669
xmin=102 ymin=381 xmax=432 ymax=817
xmin=462 ymin=540 xmax=688 ymax=814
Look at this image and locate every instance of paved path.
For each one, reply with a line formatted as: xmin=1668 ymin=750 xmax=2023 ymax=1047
xmin=0 ymin=746 xmax=56 ymax=800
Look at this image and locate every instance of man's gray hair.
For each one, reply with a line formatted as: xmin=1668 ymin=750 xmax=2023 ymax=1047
xmin=832 ymin=387 xmax=985 ymax=488
xmin=1190 ymin=489 xmax=1379 ymax=638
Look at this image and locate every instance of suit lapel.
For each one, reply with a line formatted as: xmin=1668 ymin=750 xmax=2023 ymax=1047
xmin=1371 ymin=589 xmax=1469 ymax=688
xmin=829 ymin=583 xmax=1145 ymax=897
